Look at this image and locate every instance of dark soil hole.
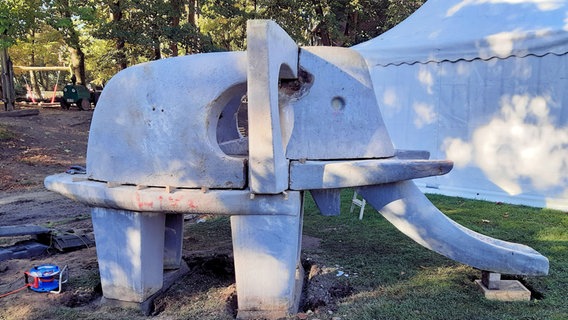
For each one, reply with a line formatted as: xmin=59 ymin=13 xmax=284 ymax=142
xmin=152 ymin=298 xmax=167 ymax=315
xmin=467 ymin=274 xmax=478 ymax=282
xmin=182 ymin=254 xmax=238 ymax=316
xmin=94 ymin=282 xmax=102 ymax=294
xmin=153 ymin=255 xmax=237 ymax=316
xmin=329 ymin=282 xmax=354 ymax=298
xmin=502 ymin=275 xmax=545 ymax=300
xmin=185 ymin=253 xmax=235 ymax=279
xmin=60 ymin=282 xmax=103 ymax=308
xmin=299 ymin=258 xmax=354 ymax=313
xmin=225 ymin=284 xmax=238 ymax=318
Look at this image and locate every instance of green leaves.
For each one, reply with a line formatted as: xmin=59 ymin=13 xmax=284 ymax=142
xmin=6 ymin=0 xmax=424 ymax=83
xmin=0 ymin=0 xmax=44 ymax=48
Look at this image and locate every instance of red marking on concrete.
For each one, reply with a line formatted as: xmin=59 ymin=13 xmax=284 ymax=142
xmin=168 ymin=196 xmax=181 ymax=208
xmin=135 ymin=193 xmax=154 ymax=209
xmin=187 ymin=200 xmax=198 ymax=209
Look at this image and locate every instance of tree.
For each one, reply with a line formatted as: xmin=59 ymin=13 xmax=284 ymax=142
xmin=11 ymin=25 xmax=69 ymax=93
xmin=167 ymin=0 xmax=183 ymax=56
xmin=0 ymin=47 xmax=16 ymax=111
xmin=293 ymin=0 xmax=424 ymax=47
xmin=0 ymin=0 xmax=44 ymax=110
xmin=196 ymin=0 xmax=425 ymax=50
xmin=93 ymin=0 xmax=129 ymax=70
xmin=3 ymin=0 xmax=425 ymax=91
xmin=199 ymin=0 xmax=252 ymax=51
xmin=0 ymin=0 xmax=44 ymax=48
xmin=385 ymin=0 xmax=424 ymax=30
xmin=45 ymin=0 xmax=94 ymax=85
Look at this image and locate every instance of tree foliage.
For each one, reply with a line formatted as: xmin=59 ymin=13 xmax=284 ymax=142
xmin=6 ymin=0 xmax=425 ymax=86
xmin=0 ymin=0 xmax=45 ymax=48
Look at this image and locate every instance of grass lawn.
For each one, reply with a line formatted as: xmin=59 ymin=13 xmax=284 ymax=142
xmin=301 ymin=190 xmax=567 ymax=320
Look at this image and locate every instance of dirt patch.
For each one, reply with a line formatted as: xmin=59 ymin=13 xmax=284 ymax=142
xmin=300 ymin=260 xmax=355 ymax=316
xmin=0 ymin=106 xmax=90 ymax=192
xmin=0 ymin=107 xmax=349 ymax=320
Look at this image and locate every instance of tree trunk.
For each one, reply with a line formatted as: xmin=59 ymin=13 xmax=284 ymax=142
xmin=0 ymin=48 xmax=16 ymax=111
xmin=53 ymin=0 xmax=88 ymax=84
xmin=169 ymin=0 xmax=182 ymax=57
xmin=111 ymin=0 xmax=127 ymax=69
xmin=185 ymin=0 xmax=200 ymax=54
xmin=187 ymin=0 xmax=197 ymax=26
xmin=311 ymin=1 xmax=332 ymax=46
xmin=152 ymin=40 xmax=161 ymax=60
xmin=29 ymin=71 xmax=43 ymax=100
xmin=68 ymin=46 xmax=86 ymax=85
xmin=169 ymin=34 xmax=179 ymax=57
xmin=116 ymin=39 xmax=127 ymax=70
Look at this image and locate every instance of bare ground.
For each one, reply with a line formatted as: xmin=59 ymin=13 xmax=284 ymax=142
xmin=0 ymin=106 xmax=347 ymax=320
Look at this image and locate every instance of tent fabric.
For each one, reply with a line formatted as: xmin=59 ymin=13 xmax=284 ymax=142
xmin=352 ymin=0 xmax=568 ymax=210
xmin=353 ymin=0 xmax=568 ymax=66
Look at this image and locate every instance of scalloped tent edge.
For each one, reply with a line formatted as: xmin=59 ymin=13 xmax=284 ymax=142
xmin=353 ymin=0 xmax=568 ymax=67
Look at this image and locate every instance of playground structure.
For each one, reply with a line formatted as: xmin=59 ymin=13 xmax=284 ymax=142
xmin=45 ymin=20 xmax=549 ymax=319
xmin=13 ymin=66 xmax=69 ymax=104
xmin=11 ymin=66 xmax=99 ymax=109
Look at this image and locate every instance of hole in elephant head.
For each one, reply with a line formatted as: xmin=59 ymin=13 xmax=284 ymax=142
xmin=331 ymin=96 xmax=346 ymax=111
xmin=215 ymin=83 xmax=248 ymax=156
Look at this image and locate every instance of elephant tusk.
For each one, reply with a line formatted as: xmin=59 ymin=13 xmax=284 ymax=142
xmin=357 ymin=180 xmax=549 ymax=276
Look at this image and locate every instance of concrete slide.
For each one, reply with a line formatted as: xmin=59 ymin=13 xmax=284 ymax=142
xmin=357 ymin=180 xmax=549 ymax=276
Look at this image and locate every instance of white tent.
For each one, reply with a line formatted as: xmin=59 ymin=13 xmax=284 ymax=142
xmin=353 ymin=0 xmax=568 ymax=210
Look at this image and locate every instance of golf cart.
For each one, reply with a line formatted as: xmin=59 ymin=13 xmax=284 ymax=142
xmin=60 ymin=83 xmax=92 ymax=110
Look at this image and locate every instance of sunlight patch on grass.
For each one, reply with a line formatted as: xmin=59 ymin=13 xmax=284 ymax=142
xmin=536 ymin=228 xmax=568 ymax=241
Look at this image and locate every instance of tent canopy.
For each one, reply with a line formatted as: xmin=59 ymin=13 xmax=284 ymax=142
xmin=354 ymin=0 xmax=568 ymax=66
xmin=352 ymin=0 xmax=568 ymax=210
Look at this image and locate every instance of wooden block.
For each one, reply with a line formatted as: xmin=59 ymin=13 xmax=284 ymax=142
xmin=52 ymin=234 xmax=95 ymax=251
xmin=475 ymin=279 xmax=531 ymax=301
xmin=107 ymin=181 xmax=122 ymax=188
xmin=0 ymin=109 xmax=39 ymax=117
xmin=0 ymin=225 xmax=50 ymax=237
